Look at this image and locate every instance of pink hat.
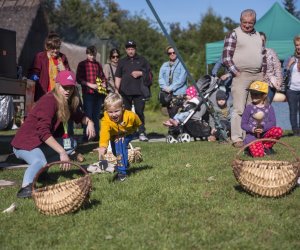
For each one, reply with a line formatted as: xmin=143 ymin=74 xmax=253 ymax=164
xmin=186 ymin=86 xmax=198 ymax=98
xmin=55 ymin=70 xmax=76 ymax=86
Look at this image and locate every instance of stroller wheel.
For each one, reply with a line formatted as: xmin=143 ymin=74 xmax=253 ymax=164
xmin=166 ymin=135 xmax=178 ymax=144
xmin=178 ymin=133 xmax=191 ymax=143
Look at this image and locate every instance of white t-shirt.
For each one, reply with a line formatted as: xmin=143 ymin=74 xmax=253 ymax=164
xmin=290 ymin=59 xmax=300 ymax=91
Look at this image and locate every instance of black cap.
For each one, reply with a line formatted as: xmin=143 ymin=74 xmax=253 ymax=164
xmin=125 ymin=40 xmax=136 ymax=48
xmin=216 ymin=90 xmax=227 ymax=100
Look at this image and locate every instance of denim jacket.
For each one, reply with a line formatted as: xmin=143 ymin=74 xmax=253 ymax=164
xmin=158 ymin=59 xmax=187 ymax=96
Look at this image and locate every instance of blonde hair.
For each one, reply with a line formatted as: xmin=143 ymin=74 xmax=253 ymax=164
xmin=294 ymin=35 xmax=300 ymax=45
xmin=104 ymin=93 xmax=123 ymax=111
xmin=52 ymin=83 xmax=80 ymax=122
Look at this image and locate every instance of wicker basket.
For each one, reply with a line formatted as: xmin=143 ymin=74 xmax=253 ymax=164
xmin=103 ymin=143 xmax=143 ymax=165
xmin=128 ymin=143 xmax=143 ymax=164
xmin=232 ymin=138 xmax=300 ymax=197
xmin=32 ymin=161 xmax=92 ymax=215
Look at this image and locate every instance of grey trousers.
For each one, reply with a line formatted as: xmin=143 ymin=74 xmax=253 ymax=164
xmin=231 ymin=71 xmax=263 ymax=143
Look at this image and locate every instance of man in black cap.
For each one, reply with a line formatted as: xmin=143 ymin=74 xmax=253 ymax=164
xmin=115 ymin=40 xmax=152 ymax=142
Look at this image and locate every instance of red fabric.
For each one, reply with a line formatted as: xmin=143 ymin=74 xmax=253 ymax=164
xmin=29 ymin=51 xmax=70 ymax=101
xmin=76 ymin=59 xmax=106 ymax=94
xmin=248 ymin=127 xmax=283 ymax=157
xmin=11 ymin=93 xmax=84 ymax=151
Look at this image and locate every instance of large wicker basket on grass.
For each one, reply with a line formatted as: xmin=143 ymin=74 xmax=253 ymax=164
xmin=32 ymin=161 xmax=92 ymax=215
xmin=232 ymin=138 xmax=300 ymax=197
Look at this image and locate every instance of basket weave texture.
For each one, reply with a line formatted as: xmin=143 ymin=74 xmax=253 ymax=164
xmin=104 ymin=143 xmax=143 ymax=165
xmin=32 ymin=161 xmax=92 ymax=215
xmin=232 ymin=139 xmax=300 ymax=197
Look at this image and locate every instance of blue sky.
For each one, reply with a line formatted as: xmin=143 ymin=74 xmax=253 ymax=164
xmin=116 ymin=0 xmax=300 ymax=28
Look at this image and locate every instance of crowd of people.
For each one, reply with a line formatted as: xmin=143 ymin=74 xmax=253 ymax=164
xmin=9 ymin=8 xmax=300 ymax=198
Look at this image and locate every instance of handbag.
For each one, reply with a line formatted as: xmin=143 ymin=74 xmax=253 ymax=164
xmin=281 ymin=69 xmax=290 ymax=93
xmin=158 ymin=90 xmax=173 ymax=107
xmin=140 ymin=80 xmax=151 ymax=100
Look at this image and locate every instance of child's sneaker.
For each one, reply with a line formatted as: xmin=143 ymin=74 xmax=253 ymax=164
xmin=115 ymin=173 xmax=127 ymax=182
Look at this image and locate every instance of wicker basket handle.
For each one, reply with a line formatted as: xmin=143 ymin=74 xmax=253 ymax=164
xmin=32 ymin=161 xmax=88 ymax=189
xmin=235 ymin=138 xmax=300 ymax=162
xmin=128 ymin=143 xmax=134 ymax=150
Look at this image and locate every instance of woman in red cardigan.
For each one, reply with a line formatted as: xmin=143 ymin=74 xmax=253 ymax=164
xmin=29 ymin=32 xmax=70 ymax=101
xmin=12 ymin=70 xmax=95 ymax=199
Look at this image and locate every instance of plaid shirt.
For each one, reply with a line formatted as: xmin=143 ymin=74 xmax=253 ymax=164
xmin=76 ymin=59 xmax=106 ymax=94
xmin=222 ymin=29 xmax=266 ymax=76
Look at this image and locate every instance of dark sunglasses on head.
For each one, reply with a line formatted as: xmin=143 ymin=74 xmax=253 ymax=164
xmin=111 ymin=55 xmax=120 ymax=59
xmin=168 ymin=52 xmax=176 ymax=55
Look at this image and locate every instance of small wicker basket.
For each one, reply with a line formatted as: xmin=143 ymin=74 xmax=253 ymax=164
xmin=232 ymin=138 xmax=300 ymax=197
xmin=128 ymin=143 xmax=143 ymax=164
xmin=32 ymin=161 xmax=92 ymax=215
xmin=103 ymin=143 xmax=143 ymax=165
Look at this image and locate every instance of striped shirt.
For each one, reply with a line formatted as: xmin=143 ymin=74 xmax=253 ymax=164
xmin=76 ymin=59 xmax=106 ymax=94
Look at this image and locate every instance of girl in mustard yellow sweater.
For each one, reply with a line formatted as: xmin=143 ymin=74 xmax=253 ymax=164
xmin=99 ymin=93 xmax=141 ymax=181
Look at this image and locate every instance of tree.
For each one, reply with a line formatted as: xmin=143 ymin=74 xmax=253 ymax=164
xmin=282 ymin=0 xmax=300 ymax=19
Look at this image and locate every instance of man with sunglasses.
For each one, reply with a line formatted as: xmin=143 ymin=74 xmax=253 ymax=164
xmin=115 ymin=40 xmax=152 ymax=142
xmin=159 ymin=46 xmax=187 ymax=118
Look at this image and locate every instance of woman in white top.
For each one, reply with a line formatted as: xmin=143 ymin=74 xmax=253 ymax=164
xmin=283 ymin=35 xmax=300 ymax=135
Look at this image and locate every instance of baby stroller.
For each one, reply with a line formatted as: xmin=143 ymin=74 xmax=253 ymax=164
xmin=166 ymin=75 xmax=225 ymax=143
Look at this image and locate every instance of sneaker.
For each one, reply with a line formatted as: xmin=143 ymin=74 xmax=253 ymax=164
xmin=115 ymin=173 xmax=127 ymax=182
xmin=17 ymin=183 xmax=33 ymax=198
xmin=139 ymin=133 xmax=149 ymax=142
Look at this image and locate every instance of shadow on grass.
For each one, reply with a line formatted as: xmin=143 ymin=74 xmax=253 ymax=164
xmin=147 ymin=132 xmax=166 ymax=139
xmin=234 ymin=185 xmax=248 ymax=194
xmin=233 ymin=184 xmax=298 ymax=198
xmin=82 ymin=199 xmax=101 ymax=210
xmin=77 ymin=141 xmax=98 ymax=154
xmin=128 ymin=164 xmax=153 ymax=175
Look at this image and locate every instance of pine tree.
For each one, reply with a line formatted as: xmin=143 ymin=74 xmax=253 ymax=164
xmin=282 ymin=0 xmax=300 ymax=19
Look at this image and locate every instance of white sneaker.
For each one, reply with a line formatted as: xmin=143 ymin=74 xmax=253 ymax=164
xmin=11 ymin=124 xmax=19 ymax=130
xmin=87 ymin=164 xmax=104 ymax=174
xmin=105 ymin=163 xmax=115 ymax=173
xmin=139 ymin=133 xmax=149 ymax=142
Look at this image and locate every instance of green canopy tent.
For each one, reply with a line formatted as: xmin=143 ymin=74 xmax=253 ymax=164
xmin=205 ymin=2 xmax=300 ymax=70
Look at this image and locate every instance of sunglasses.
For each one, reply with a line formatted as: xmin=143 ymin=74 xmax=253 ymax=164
xmin=168 ymin=52 xmax=176 ymax=55
xmin=111 ymin=55 xmax=120 ymax=59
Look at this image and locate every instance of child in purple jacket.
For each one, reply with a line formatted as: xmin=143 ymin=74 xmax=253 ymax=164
xmin=241 ymin=81 xmax=283 ymax=157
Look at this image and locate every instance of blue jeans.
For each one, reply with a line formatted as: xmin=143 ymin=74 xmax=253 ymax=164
xmin=111 ymin=135 xmax=134 ymax=175
xmin=286 ymin=89 xmax=300 ymax=131
xmin=82 ymin=93 xmax=105 ymax=139
xmin=13 ymin=138 xmax=77 ymax=187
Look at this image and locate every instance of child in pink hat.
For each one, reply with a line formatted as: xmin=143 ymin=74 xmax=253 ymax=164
xmin=163 ymin=86 xmax=199 ymax=127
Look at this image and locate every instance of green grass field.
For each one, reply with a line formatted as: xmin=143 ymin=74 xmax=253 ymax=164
xmin=1 ymin=110 xmax=300 ymax=249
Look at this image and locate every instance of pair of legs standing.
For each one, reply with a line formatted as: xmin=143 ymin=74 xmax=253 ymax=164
xmin=82 ymin=93 xmax=105 ymax=140
xmin=231 ymin=72 xmax=263 ymax=145
xmin=286 ymin=89 xmax=300 ymax=135
xmin=122 ymin=94 xmax=148 ymax=141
